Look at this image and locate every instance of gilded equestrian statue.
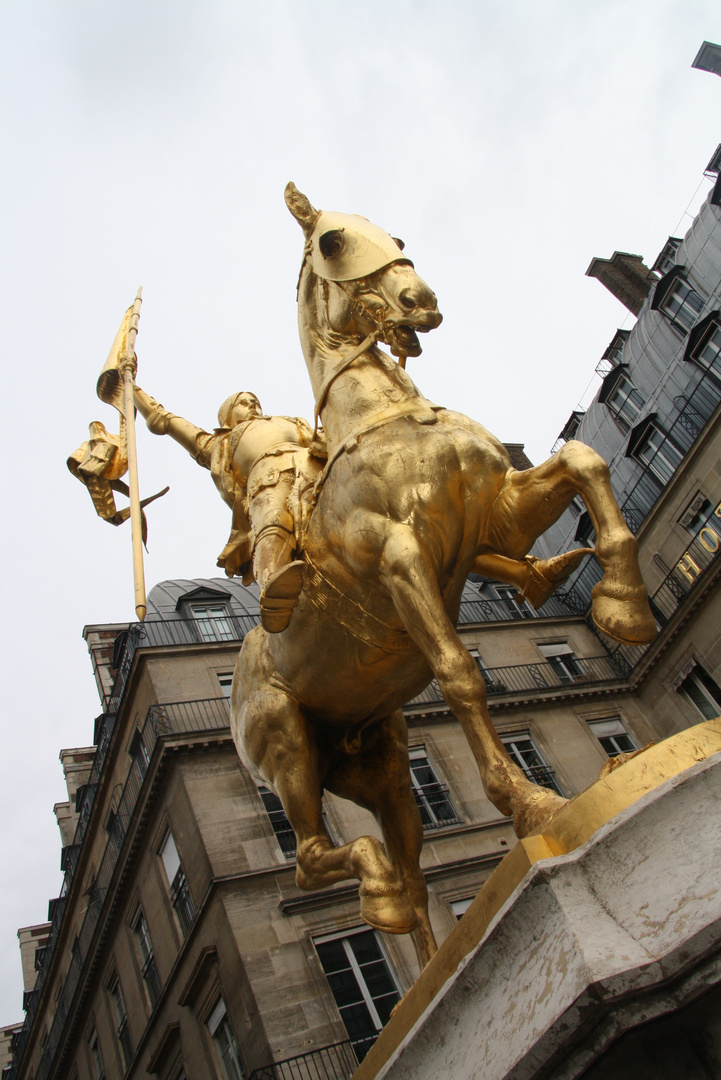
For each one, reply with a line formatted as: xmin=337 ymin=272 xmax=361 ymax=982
xmin=224 ymin=185 xmax=656 ymax=968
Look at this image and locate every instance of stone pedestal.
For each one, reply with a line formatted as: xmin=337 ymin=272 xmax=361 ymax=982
xmin=355 ymin=721 xmax=721 ymax=1080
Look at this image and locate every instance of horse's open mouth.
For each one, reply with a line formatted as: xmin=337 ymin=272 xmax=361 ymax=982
xmin=389 ymin=324 xmax=423 ymax=357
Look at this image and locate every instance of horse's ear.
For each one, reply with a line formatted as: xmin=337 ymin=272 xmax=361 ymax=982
xmin=285 ymin=182 xmax=319 ymax=236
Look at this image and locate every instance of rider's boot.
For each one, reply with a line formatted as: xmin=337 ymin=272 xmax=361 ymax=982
xmin=518 ymin=547 xmax=594 ymax=609
xmin=262 ymin=561 xmax=305 ymax=632
xmin=254 ymin=528 xmax=304 ymax=633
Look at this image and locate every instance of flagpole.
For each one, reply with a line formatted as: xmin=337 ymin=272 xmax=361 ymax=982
xmin=119 ymin=287 xmax=146 ymax=620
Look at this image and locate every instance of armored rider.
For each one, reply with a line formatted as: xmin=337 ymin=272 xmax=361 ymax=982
xmin=133 ymin=385 xmax=316 ymax=633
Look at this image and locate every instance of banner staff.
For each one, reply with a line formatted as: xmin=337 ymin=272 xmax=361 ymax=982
xmin=119 ymin=288 xmax=147 ymax=619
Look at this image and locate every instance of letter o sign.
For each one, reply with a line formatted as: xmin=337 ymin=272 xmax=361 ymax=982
xmin=699 ymin=526 xmax=721 ymax=553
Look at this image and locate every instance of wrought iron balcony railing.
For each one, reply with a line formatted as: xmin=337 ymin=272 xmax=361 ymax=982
xmin=410 ymin=653 xmax=627 ymax=707
xmin=457 ymin=592 xmax=583 ymax=624
xmin=248 ymin=1038 xmax=373 ymax=1080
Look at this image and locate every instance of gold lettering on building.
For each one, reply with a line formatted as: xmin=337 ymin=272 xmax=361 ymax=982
xmin=699 ymin=526 xmax=721 ymax=553
xmin=676 ymin=553 xmax=702 ymax=583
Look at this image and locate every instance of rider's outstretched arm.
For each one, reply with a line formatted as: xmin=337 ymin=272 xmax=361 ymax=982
xmin=134 ymin=383 xmax=210 ymax=461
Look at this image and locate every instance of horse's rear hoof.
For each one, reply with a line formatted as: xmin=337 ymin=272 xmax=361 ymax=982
xmin=360 ymin=886 xmax=418 ymax=935
xmin=591 ymin=582 xmax=657 ymax=646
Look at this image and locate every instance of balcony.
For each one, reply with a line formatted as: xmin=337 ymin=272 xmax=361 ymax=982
xmin=458 ymin=592 xmax=582 ymax=624
xmin=248 ymin=1039 xmax=372 ymax=1080
xmin=410 ymin=653 xmax=627 ymax=708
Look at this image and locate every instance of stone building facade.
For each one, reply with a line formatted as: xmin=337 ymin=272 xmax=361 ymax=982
xmin=4 ymin=145 xmax=721 ymax=1080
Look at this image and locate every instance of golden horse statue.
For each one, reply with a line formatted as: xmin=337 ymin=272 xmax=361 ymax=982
xmin=229 ymin=184 xmax=656 ymax=967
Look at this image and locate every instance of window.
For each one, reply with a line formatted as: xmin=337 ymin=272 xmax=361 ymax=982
xmin=218 ymin=675 xmax=233 ymax=702
xmin=634 ymin=424 xmax=684 ymax=486
xmin=537 ymin=643 xmax=584 ymax=684
xmin=556 ymin=410 xmax=585 ymax=443
xmin=595 ymin=330 xmax=630 ymax=378
xmin=191 ymin=604 xmax=235 ymax=642
xmin=659 ymin=276 xmax=704 ymax=331
xmin=88 ymin=1027 xmax=105 ymax=1080
xmin=494 ymin=584 xmax=529 ymax=619
xmin=574 ymin=511 xmax=596 ymax=545
xmin=408 ymin=749 xmax=461 ymax=829
xmin=502 ymin=734 xmax=563 ymax=795
xmin=450 ymin=897 xmax=473 ymax=920
xmin=315 ymin=929 xmax=401 ymax=1062
xmin=207 ymin=998 xmax=244 ymax=1080
xmin=677 ymin=664 xmax=721 ymax=720
xmin=159 ymin=831 xmax=196 ymax=936
xmin=107 ymin=975 xmax=133 ymax=1067
xmin=690 ymin=320 xmax=721 ymax=381
xmin=129 ymin=728 xmax=150 ymax=778
xmin=106 ymin=809 xmax=125 ymax=857
xmin=258 ymin=786 xmax=297 ymax=858
xmin=478 ymin=581 xmax=529 ymax=619
xmin=605 ymin=373 xmax=645 ymax=430
xmin=469 ymin=649 xmax=493 ymax=687
xmin=131 ymin=908 xmax=161 ymax=1007
xmin=652 ymin=237 xmax=682 ymax=277
xmin=587 ymin=717 xmax=636 ymax=757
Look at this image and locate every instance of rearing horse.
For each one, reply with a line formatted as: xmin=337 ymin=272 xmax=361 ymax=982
xmin=230 ymin=184 xmax=655 ymax=966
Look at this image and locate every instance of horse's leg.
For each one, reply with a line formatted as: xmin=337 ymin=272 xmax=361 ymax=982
xmin=379 ymin=527 xmax=566 ymax=838
xmin=484 ymin=440 xmax=656 ymax=644
xmin=324 ymin=711 xmax=438 ymax=969
xmin=231 ymin=636 xmax=417 ymax=933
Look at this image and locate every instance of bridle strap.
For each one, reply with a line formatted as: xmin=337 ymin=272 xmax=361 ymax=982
xmin=307 ymin=260 xmax=408 ymax=435
xmin=313 ymin=330 xmax=379 ymax=435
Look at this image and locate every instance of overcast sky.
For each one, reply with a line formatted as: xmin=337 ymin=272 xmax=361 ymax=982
xmin=1 ymin=0 xmax=720 ymax=1022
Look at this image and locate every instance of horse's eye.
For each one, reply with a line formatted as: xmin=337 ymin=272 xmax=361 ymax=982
xmin=393 ymin=237 xmax=405 ymax=251
xmin=319 ymin=230 xmax=345 ymax=258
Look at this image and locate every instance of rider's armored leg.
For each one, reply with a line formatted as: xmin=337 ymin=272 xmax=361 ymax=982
xmin=250 ymin=475 xmax=304 ymax=633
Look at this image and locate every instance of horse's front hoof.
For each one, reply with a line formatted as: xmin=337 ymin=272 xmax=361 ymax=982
xmin=591 ymin=582 xmax=657 ymax=646
xmin=359 ymin=885 xmax=418 ymax=935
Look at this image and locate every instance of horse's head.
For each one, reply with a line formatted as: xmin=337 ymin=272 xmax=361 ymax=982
xmin=285 ymin=183 xmax=442 ymax=362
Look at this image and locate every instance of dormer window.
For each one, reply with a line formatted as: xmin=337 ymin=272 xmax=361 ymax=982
xmin=556 ymin=410 xmax=585 ymax=444
xmin=606 ymin=373 xmax=644 ymax=430
xmin=684 ymin=312 xmax=721 ymax=382
xmin=175 ymin=585 xmax=239 ymax=643
xmin=191 ymin=603 xmax=234 ymax=642
xmin=595 ymin=329 xmax=631 ymax=379
xmin=599 ymin=365 xmax=645 ymax=432
xmin=703 ymin=143 xmax=721 ymax=179
xmin=628 ymin=418 xmax=684 ymax=487
xmin=651 ymin=237 xmax=682 ymax=277
xmin=652 ymin=267 xmax=704 ymax=333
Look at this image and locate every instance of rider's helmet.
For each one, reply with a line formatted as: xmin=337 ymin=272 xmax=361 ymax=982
xmin=307 ymin=211 xmax=412 ymax=282
xmin=217 ymin=392 xmax=262 ymax=429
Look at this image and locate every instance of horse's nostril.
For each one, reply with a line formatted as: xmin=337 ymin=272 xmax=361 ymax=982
xmin=399 ymin=290 xmax=417 ymax=311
